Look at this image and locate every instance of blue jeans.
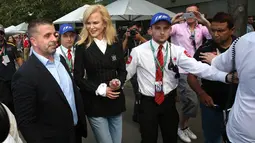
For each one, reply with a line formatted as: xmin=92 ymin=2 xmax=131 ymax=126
xmin=88 ymin=114 xmax=122 ymax=143
xmin=200 ymin=104 xmax=225 ymax=143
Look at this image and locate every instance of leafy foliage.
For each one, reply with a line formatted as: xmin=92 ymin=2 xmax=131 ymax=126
xmin=0 ymin=0 xmax=94 ymax=27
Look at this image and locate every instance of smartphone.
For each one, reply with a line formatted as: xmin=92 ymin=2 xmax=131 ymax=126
xmin=183 ymin=12 xmax=195 ymax=19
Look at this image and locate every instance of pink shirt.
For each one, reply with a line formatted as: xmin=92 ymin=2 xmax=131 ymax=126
xmin=170 ymin=22 xmax=211 ymax=73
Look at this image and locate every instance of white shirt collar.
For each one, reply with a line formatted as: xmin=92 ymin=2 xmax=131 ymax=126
xmin=60 ymin=45 xmax=73 ymax=54
xmin=94 ymin=38 xmax=107 ymax=54
xmin=151 ymin=39 xmax=169 ymax=51
xmin=94 ymin=38 xmax=107 ymax=44
xmin=33 ymin=50 xmax=60 ymax=66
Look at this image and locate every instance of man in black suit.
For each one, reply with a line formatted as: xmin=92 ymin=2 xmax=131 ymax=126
xmin=11 ymin=19 xmax=87 ymax=143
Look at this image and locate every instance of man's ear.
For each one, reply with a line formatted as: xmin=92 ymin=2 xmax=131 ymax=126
xmin=231 ymin=27 xmax=235 ymax=35
xmin=29 ymin=37 xmax=37 ymax=47
xmin=169 ymin=25 xmax=172 ymax=33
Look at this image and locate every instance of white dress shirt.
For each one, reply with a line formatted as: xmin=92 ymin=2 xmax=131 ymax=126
xmin=56 ymin=45 xmax=75 ymax=62
xmin=126 ymin=39 xmax=227 ymax=97
xmin=94 ymin=38 xmax=107 ymax=54
xmin=212 ymin=32 xmax=255 ymax=142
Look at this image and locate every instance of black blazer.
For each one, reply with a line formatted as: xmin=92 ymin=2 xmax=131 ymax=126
xmin=11 ymin=54 xmax=87 ymax=143
xmin=74 ymin=41 xmax=127 ymax=117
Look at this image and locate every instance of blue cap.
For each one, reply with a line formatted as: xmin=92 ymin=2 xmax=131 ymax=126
xmin=150 ymin=13 xmax=172 ymax=26
xmin=59 ymin=24 xmax=75 ymax=35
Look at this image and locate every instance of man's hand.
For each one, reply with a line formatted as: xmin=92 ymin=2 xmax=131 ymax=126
xmin=125 ymin=30 xmax=131 ymax=38
xmin=199 ymin=92 xmax=214 ymax=107
xmin=106 ymin=87 xmax=120 ymax=99
xmin=226 ymin=72 xmax=239 ymax=84
xmin=135 ymin=32 xmax=147 ymax=43
xmin=193 ymin=11 xmax=209 ymax=25
xmin=171 ymin=12 xmax=184 ymax=24
xmin=199 ymin=52 xmax=217 ymax=64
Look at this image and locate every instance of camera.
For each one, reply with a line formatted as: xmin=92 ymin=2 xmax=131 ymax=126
xmin=129 ymin=29 xmax=138 ymax=37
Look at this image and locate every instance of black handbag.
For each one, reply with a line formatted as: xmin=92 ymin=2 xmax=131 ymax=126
xmin=0 ymin=102 xmax=10 ymax=142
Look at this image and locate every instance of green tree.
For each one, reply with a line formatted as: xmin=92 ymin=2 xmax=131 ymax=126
xmin=0 ymin=0 xmax=94 ymax=27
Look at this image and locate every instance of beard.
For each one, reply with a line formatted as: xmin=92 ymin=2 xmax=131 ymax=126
xmin=46 ymin=41 xmax=57 ymax=55
xmin=48 ymin=41 xmax=57 ymax=47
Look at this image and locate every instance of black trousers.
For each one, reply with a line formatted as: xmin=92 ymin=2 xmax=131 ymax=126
xmin=130 ymin=74 xmax=140 ymax=122
xmin=139 ymin=89 xmax=179 ymax=143
xmin=74 ymin=125 xmax=82 ymax=143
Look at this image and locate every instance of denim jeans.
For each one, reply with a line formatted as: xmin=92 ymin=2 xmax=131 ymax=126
xmin=88 ymin=114 xmax=122 ymax=143
xmin=200 ymin=104 xmax=225 ymax=143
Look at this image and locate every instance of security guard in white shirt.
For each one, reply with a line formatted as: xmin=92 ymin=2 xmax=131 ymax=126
xmin=126 ymin=12 xmax=231 ymax=143
xmin=211 ymin=32 xmax=255 ymax=143
xmin=56 ymin=24 xmax=76 ymax=74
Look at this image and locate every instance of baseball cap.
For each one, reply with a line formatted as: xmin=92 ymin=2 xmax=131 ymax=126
xmin=150 ymin=13 xmax=172 ymax=26
xmin=0 ymin=24 xmax=5 ymax=33
xmin=59 ymin=24 xmax=75 ymax=35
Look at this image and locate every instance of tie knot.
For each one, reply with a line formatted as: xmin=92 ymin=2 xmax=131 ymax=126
xmin=68 ymin=49 xmax=71 ymax=53
xmin=158 ymin=45 xmax=163 ymax=51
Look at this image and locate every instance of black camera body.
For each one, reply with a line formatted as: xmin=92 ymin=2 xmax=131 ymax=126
xmin=129 ymin=29 xmax=138 ymax=38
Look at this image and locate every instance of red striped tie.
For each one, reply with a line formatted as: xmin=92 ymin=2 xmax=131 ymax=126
xmin=155 ymin=45 xmax=164 ymax=105
xmin=67 ymin=49 xmax=72 ymax=61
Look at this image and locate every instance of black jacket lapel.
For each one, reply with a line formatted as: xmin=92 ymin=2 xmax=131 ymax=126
xmin=30 ymin=54 xmax=70 ymax=106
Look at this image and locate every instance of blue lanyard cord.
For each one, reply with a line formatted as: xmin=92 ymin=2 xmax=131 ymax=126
xmin=150 ymin=40 xmax=169 ymax=73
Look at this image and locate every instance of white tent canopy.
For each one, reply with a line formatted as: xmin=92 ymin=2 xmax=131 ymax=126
xmin=53 ymin=0 xmax=175 ymax=24
xmin=53 ymin=4 xmax=90 ymax=24
xmin=4 ymin=25 xmax=16 ymax=33
xmin=16 ymin=22 xmax=28 ymax=31
xmin=4 ymin=25 xmax=25 ymax=35
xmin=106 ymin=0 xmax=176 ymax=21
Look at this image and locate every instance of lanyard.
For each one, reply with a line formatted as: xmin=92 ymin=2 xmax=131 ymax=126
xmin=190 ymin=29 xmax=196 ymax=51
xmin=60 ymin=46 xmax=73 ymax=72
xmin=150 ymin=40 xmax=168 ymax=73
xmin=0 ymin=46 xmax=6 ymax=56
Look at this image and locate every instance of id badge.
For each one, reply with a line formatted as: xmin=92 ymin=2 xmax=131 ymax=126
xmin=155 ymin=81 xmax=163 ymax=93
xmin=2 ymin=55 xmax=10 ymax=66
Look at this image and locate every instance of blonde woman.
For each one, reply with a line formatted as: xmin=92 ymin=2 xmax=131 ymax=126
xmin=74 ymin=4 xmax=127 ymax=143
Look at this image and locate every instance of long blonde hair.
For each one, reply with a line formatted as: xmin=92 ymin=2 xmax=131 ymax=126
xmin=77 ymin=4 xmax=116 ymax=47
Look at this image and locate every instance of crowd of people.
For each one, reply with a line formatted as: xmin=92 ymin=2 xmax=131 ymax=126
xmin=0 ymin=3 xmax=254 ymax=143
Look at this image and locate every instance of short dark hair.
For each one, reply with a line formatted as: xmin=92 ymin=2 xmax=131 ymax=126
xmin=186 ymin=3 xmax=199 ymax=10
xmin=28 ymin=19 xmax=53 ymax=38
xmin=128 ymin=21 xmax=141 ymax=28
xmin=211 ymin=12 xmax=234 ymax=29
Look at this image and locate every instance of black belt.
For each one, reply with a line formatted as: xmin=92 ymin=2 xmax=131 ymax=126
xmin=140 ymin=89 xmax=176 ymax=101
